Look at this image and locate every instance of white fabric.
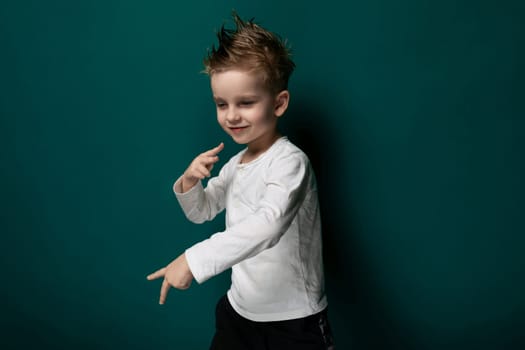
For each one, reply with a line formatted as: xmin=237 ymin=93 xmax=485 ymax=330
xmin=174 ymin=137 xmax=327 ymax=322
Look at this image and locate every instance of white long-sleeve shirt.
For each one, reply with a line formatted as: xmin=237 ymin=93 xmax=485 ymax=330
xmin=174 ymin=137 xmax=327 ymax=322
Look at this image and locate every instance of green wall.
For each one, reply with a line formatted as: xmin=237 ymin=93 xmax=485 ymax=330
xmin=1 ymin=0 xmax=523 ymax=349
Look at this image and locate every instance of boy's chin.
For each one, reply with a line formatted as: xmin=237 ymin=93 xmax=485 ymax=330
xmin=228 ymin=135 xmax=248 ymax=145
xmin=231 ymin=139 xmax=248 ymax=145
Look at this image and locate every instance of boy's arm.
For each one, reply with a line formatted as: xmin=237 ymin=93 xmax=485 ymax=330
xmin=146 ymin=144 xmax=229 ymax=305
xmin=185 ymin=152 xmax=312 ymax=283
xmin=173 ymin=144 xmax=230 ymax=223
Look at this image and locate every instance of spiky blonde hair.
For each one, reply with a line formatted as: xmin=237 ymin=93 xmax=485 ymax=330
xmin=203 ymin=11 xmax=295 ymax=93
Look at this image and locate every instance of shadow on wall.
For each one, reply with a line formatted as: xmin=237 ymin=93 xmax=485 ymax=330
xmin=283 ymin=92 xmax=411 ymax=349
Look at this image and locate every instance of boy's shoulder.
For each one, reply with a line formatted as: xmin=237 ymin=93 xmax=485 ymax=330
xmin=265 ymin=137 xmax=312 ymax=171
xmin=273 ymin=136 xmax=307 ymax=157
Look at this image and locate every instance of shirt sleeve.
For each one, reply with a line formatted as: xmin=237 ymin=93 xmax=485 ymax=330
xmin=173 ymin=160 xmax=231 ymax=224
xmin=185 ymin=152 xmax=311 ymax=283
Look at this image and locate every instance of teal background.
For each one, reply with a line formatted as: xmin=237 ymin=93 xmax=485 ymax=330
xmin=1 ymin=0 xmax=524 ymax=349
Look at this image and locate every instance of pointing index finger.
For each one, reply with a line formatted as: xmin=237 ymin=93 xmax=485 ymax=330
xmin=146 ymin=267 xmax=166 ymax=281
xmin=206 ymin=142 xmax=224 ymax=156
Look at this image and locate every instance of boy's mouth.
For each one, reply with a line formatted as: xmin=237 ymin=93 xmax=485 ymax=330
xmin=229 ymin=126 xmax=249 ymax=134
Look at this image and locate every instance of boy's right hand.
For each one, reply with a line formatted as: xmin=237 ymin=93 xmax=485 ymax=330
xmin=181 ymin=142 xmax=224 ymax=192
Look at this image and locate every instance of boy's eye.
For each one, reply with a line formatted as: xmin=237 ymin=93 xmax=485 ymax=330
xmin=240 ymin=101 xmax=254 ymax=106
xmin=216 ymin=103 xmax=227 ymax=108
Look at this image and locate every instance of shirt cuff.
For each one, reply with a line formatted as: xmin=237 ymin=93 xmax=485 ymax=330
xmin=173 ymin=176 xmax=204 ymax=211
xmin=185 ymin=243 xmax=213 ymax=284
xmin=173 ymin=175 xmax=202 ymax=195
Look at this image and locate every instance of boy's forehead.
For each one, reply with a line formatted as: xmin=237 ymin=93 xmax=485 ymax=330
xmin=210 ymin=69 xmax=269 ymax=95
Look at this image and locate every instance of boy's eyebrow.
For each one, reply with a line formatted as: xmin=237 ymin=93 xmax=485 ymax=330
xmin=212 ymin=96 xmax=228 ymax=104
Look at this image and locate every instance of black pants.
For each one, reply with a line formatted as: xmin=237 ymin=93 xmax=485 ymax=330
xmin=210 ymin=295 xmax=335 ymax=350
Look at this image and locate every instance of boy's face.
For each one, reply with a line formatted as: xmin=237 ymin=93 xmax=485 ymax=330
xmin=211 ymin=69 xmax=287 ymax=152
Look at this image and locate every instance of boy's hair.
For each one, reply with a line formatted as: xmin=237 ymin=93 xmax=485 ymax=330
xmin=203 ymin=12 xmax=295 ymax=93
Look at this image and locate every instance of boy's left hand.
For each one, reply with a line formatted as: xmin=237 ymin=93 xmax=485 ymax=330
xmin=147 ymin=253 xmax=193 ymax=304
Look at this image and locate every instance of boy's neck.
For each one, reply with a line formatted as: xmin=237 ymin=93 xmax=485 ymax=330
xmin=241 ymin=132 xmax=283 ymax=164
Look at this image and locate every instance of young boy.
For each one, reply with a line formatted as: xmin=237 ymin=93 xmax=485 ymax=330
xmin=147 ymin=13 xmax=334 ymax=349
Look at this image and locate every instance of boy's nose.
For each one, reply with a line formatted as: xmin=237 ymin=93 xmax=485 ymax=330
xmin=226 ymin=108 xmax=241 ymax=123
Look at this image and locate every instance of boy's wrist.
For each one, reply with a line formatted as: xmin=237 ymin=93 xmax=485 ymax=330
xmin=181 ymin=175 xmax=197 ymax=193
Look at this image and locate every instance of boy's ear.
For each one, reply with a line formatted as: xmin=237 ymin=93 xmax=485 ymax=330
xmin=274 ymin=90 xmax=290 ymax=117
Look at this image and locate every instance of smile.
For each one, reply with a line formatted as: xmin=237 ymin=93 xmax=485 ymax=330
xmin=229 ymin=126 xmax=249 ymax=134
